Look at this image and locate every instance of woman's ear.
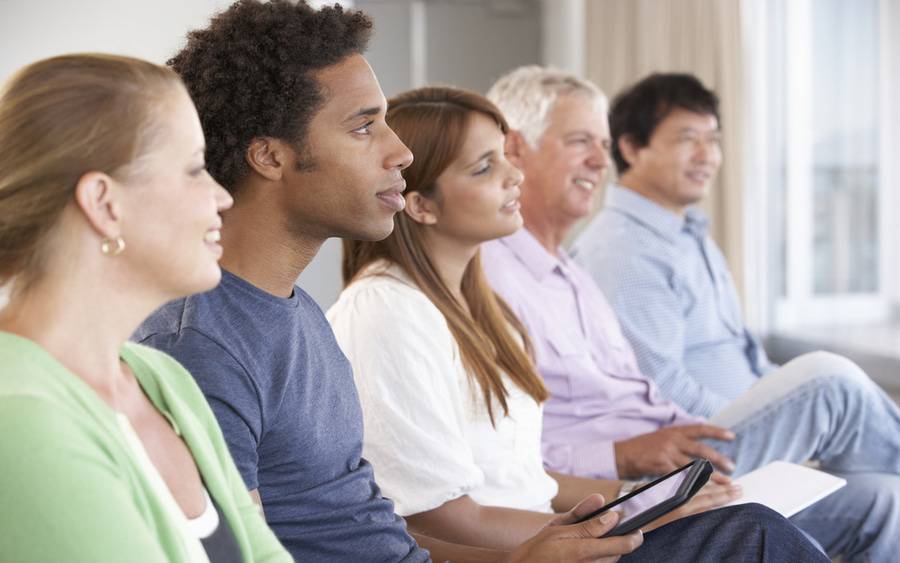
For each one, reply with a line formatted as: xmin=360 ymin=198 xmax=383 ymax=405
xmin=403 ymin=191 xmax=440 ymax=225
xmin=72 ymin=171 xmax=122 ymax=239
xmin=245 ymin=137 xmax=287 ymax=181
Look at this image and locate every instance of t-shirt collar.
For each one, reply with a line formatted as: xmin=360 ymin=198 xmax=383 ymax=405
xmin=220 ymin=268 xmax=301 ymax=308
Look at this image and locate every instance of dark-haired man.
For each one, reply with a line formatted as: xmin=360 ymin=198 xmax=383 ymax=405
xmin=572 ymin=72 xmax=768 ymax=418
xmin=135 ymin=3 xmax=829 ymax=561
xmin=483 ymin=66 xmax=900 ymax=561
xmin=133 ymin=2 xmax=643 ymax=560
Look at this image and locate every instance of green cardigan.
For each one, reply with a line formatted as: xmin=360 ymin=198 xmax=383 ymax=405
xmin=0 ymin=332 xmax=292 ymax=563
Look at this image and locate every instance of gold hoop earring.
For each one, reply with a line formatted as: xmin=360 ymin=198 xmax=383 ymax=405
xmin=100 ymin=236 xmax=126 ymax=256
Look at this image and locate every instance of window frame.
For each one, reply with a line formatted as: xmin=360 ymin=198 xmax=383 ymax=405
xmin=746 ymin=0 xmax=896 ymax=331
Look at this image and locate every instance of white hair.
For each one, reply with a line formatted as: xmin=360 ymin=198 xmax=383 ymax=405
xmin=486 ymin=65 xmax=608 ymax=147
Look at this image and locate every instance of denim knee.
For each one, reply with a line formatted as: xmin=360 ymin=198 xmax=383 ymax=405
xmin=793 ymin=351 xmax=868 ymax=387
xmin=711 ymin=504 xmax=827 ymax=561
xmin=709 ymin=503 xmax=796 ymax=537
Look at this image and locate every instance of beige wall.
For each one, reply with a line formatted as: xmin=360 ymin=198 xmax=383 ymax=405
xmin=583 ymin=0 xmax=747 ymax=298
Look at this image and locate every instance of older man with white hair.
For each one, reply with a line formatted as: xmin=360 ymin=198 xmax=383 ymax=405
xmin=480 ymin=65 xmax=900 ymax=562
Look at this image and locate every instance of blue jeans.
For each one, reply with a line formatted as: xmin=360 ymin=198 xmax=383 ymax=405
xmin=625 ymin=503 xmax=827 ymax=562
xmin=707 ymin=351 xmax=900 ymax=562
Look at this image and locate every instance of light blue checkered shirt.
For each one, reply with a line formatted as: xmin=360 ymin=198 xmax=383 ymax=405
xmin=572 ymin=185 xmax=774 ymax=418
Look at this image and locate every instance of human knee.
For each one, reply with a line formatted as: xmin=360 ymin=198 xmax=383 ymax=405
xmin=785 ymin=351 xmax=869 ymax=389
xmin=731 ymin=502 xmax=786 ymax=524
xmin=713 ymin=503 xmax=791 ymax=533
xmin=826 ymin=474 xmax=900 ymax=527
xmin=868 ymin=479 xmax=900 ymax=523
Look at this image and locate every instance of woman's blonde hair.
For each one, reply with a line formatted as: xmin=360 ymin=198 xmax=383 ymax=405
xmin=343 ymin=86 xmax=549 ymax=423
xmin=0 ymin=53 xmax=183 ymax=294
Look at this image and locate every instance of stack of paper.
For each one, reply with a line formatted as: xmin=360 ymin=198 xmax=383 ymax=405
xmin=726 ymin=461 xmax=847 ymax=517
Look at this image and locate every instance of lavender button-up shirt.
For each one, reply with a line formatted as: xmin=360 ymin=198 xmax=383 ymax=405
xmin=482 ymin=229 xmax=702 ymax=479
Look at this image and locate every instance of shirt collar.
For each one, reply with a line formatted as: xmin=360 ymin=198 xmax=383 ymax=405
xmin=604 ymin=184 xmax=709 ymax=242
xmin=683 ymin=208 xmax=710 ymax=239
xmin=496 ymin=228 xmax=569 ymax=282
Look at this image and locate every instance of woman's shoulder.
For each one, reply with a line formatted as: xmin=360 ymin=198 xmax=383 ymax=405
xmin=122 ymin=341 xmax=192 ymax=379
xmin=120 ymin=342 xmax=211 ymax=411
xmin=327 ymin=262 xmax=458 ymax=366
xmin=0 ymin=332 xmax=87 ymax=408
xmin=329 ymin=261 xmax=442 ymax=323
xmin=0 ymin=337 xmax=109 ymax=456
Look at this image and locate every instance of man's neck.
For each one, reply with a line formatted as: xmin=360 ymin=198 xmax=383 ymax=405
xmin=617 ymin=174 xmax=687 ymax=217
xmin=218 ymin=197 xmax=324 ymax=298
xmin=520 ymin=210 xmax=572 ymax=257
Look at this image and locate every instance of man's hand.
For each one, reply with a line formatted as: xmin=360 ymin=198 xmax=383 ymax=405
xmin=505 ymin=494 xmax=643 ymax=562
xmin=614 ymin=425 xmax=736 ymax=478
xmin=640 ymin=476 xmax=742 ymax=533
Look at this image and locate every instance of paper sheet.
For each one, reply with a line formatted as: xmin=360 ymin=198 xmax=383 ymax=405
xmin=726 ymin=461 xmax=847 ymax=518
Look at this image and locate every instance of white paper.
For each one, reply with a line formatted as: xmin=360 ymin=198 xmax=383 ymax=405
xmin=726 ymin=461 xmax=847 ymax=518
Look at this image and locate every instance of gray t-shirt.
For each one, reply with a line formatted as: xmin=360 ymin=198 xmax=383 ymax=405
xmin=135 ymin=270 xmax=428 ymax=562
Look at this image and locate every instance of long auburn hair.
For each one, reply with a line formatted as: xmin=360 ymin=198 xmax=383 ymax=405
xmin=342 ymin=86 xmax=548 ymax=422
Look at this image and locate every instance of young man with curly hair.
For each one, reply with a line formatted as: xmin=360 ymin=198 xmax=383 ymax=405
xmin=134 ymin=3 xmax=644 ymax=560
xmin=135 ymin=2 xmax=828 ymax=561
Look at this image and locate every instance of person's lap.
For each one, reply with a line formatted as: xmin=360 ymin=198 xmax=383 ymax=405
xmin=707 ymin=351 xmax=900 ymax=476
xmin=697 ymin=351 xmax=900 ymax=560
xmin=789 ymin=472 xmax=900 ymax=563
xmin=626 ymin=504 xmax=827 ymax=562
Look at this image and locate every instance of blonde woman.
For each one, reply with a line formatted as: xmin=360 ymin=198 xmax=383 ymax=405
xmin=327 ymin=86 xmax=827 ymax=561
xmin=0 ymin=54 xmax=290 ymax=562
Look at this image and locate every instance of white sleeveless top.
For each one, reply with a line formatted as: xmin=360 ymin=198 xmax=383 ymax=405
xmin=115 ymin=414 xmax=219 ymax=563
xmin=327 ymin=263 xmax=558 ymax=516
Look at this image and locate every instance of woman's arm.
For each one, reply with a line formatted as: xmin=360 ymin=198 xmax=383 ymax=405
xmin=411 ymin=494 xmax=643 ymax=563
xmin=407 ymin=494 xmax=554 ymax=551
xmin=411 ymin=532 xmax=509 ymax=563
xmin=548 ymin=471 xmax=622 ymax=513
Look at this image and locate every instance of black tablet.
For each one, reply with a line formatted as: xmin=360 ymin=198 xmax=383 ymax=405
xmin=576 ymin=459 xmax=713 ymax=537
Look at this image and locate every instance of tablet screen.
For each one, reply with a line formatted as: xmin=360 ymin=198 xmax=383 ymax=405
xmin=615 ymin=466 xmax=691 ymax=525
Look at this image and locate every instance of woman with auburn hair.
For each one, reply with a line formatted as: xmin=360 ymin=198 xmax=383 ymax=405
xmin=0 ymin=54 xmax=290 ymax=562
xmin=327 ymin=86 xmax=826 ymax=560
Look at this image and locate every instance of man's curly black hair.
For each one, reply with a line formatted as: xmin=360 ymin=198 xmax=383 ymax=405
xmin=169 ymin=0 xmax=373 ymax=192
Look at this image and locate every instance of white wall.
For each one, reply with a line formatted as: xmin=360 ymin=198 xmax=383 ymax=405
xmin=0 ymin=0 xmax=543 ymax=310
xmin=0 ymin=0 xmax=231 ymax=78
xmin=0 ymin=0 xmax=349 ymax=308
xmin=0 ymin=0 xmax=230 ymax=309
xmin=541 ymin=0 xmax=584 ymax=75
